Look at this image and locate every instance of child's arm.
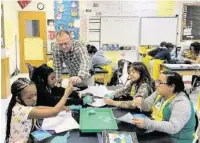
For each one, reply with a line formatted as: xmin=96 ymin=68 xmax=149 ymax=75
xmin=111 ymin=82 xmax=132 ymax=98
xmin=28 ymin=84 xmax=72 ymax=119
xmin=35 ymin=106 xmax=68 ymax=111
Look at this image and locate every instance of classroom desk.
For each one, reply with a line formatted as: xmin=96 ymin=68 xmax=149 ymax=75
xmin=30 ymin=84 xmax=172 ymax=143
xmin=161 ymin=64 xmax=200 ymax=76
xmin=31 ymin=108 xmax=172 ymax=143
xmin=62 ymin=67 xmax=109 ymax=85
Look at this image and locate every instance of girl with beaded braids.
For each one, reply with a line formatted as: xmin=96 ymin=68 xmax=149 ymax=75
xmin=5 ymin=78 xmax=72 ymax=143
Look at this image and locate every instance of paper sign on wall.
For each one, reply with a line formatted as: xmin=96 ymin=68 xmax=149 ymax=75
xmin=18 ymin=0 xmax=31 ymax=9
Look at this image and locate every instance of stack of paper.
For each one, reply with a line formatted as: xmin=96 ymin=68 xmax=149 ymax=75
xmin=42 ymin=111 xmax=79 ymax=133
xmin=88 ymin=98 xmax=106 ymax=107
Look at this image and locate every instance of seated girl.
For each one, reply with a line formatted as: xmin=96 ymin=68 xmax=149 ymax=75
xmin=31 ymin=64 xmax=82 ymax=106
xmin=104 ymin=62 xmax=155 ymax=109
xmin=119 ymin=71 xmax=195 ymax=143
xmin=5 ymin=78 xmax=72 ymax=143
xmin=183 ymin=41 xmax=200 ymax=64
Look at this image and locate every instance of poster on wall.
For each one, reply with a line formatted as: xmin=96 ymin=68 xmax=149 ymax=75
xmin=47 ymin=19 xmax=56 ymax=41
xmin=17 ymin=0 xmax=31 ymax=9
xmin=54 ymin=0 xmax=80 ymax=40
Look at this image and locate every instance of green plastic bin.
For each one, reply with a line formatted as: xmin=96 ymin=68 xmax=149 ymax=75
xmin=80 ymin=108 xmax=118 ymax=133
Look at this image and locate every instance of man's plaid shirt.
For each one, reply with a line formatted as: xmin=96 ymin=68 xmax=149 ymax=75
xmin=52 ymin=40 xmax=92 ymax=80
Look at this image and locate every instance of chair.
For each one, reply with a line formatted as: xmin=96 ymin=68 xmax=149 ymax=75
xmin=25 ymin=63 xmax=36 ymax=80
xmin=151 ymin=59 xmax=164 ymax=80
xmin=190 ymin=75 xmax=200 ymax=93
xmin=142 ymin=55 xmax=152 ymax=72
xmin=47 ymin=59 xmax=54 ymax=68
xmin=94 ymin=64 xmax=112 ymax=86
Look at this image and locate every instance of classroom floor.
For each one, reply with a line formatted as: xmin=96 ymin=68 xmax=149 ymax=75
xmin=1 ymin=73 xmax=199 ymax=143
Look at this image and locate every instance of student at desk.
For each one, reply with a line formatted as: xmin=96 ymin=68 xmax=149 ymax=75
xmin=104 ymin=62 xmax=155 ymax=108
xmin=113 ymin=71 xmax=195 ymax=143
xmin=86 ymin=44 xmax=111 ymax=66
xmin=148 ymin=41 xmax=167 ymax=58
xmin=31 ymin=64 xmax=82 ymax=106
xmin=149 ymin=42 xmax=174 ymax=63
xmin=148 ymin=42 xmax=175 ymax=74
xmin=5 ymin=78 xmax=73 ymax=143
xmin=182 ymin=42 xmax=200 ymax=64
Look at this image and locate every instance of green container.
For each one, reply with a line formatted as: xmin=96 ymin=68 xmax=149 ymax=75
xmin=80 ymin=108 xmax=118 ymax=133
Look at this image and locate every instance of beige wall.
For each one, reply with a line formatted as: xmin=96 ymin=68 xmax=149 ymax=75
xmin=1 ymin=0 xmax=199 ymax=75
xmin=2 ymin=0 xmax=54 ymax=75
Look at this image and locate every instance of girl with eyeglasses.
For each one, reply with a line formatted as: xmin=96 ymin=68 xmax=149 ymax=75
xmin=133 ymin=71 xmax=196 ymax=143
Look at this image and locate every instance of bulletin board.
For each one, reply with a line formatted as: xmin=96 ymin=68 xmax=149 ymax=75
xmin=54 ymin=0 xmax=80 ymax=40
xmin=181 ymin=3 xmax=200 ymax=41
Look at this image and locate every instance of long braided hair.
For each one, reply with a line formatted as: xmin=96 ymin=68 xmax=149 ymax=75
xmin=5 ymin=78 xmax=34 ymax=143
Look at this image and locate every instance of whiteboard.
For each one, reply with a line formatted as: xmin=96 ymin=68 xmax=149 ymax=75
xmin=101 ymin=17 xmax=140 ymax=46
xmin=140 ymin=17 xmax=178 ymax=45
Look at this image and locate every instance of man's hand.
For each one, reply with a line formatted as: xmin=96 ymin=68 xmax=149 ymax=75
xmin=69 ymin=76 xmax=82 ymax=85
xmin=55 ymin=78 xmax=63 ymax=87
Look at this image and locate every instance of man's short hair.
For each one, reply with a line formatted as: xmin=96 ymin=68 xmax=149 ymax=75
xmin=56 ymin=30 xmax=71 ymax=37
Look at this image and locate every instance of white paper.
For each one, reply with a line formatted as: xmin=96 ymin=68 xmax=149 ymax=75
xmin=42 ymin=111 xmax=79 ymax=133
xmin=79 ymin=85 xmax=109 ymax=98
xmin=115 ymin=112 xmax=134 ymax=124
xmin=88 ymin=98 xmax=106 ymax=107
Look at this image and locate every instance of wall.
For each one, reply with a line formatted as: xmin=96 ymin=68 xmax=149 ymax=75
xmin=2 ymin=1 xmax=19 ymax=75
xmin=2 ymin=0 xmax=199 ymax=75
xmin=83 ymin=0 xmax=199 ymax=47
xmin=2 ymin=0 xmax=54 ymax=75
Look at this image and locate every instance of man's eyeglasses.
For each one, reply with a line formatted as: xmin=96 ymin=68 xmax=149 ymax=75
xmin=58 ymin=41 xmax=72 ymax=47
xmin=155 ymin=80 xmax=167 ymax=86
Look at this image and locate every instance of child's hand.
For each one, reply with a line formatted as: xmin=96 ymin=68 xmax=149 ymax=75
xmin=63 ymin=106 xmax=70 ymax=112
xmin=104 ymin=98 xmax=115 ymax=106
xmin=132 ymin=118 xmax=145 ymax=128
xmin=134 ymin=97 xmax=143 ymax=108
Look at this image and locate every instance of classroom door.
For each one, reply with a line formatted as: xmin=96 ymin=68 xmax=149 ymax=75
xmin=19 ymin=12 xmax=47 ymax=73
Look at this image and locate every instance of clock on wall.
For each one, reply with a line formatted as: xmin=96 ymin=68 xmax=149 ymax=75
xmin=37 ymin=2 xmax=44 ymax=10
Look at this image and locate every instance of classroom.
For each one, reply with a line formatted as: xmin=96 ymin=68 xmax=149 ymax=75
xmin=1 ymin=0 xmax=200 ymax=143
